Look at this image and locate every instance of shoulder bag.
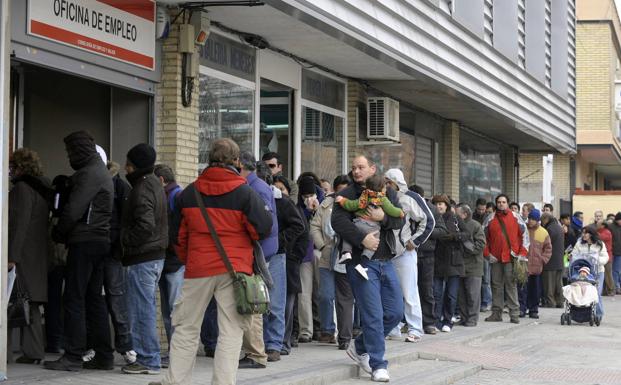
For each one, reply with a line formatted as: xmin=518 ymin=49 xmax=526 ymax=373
xmin=193 ymin=185 xmax=270 ymax=315
xmin=497 ymin=216 xmax=528 ymax=285
xmin=8 ymin=274 xmax=31 ymax=328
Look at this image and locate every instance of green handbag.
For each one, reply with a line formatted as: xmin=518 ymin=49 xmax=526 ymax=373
xmin=498 ymin=216 xmax=528 ymax=285
xmin=193 ymin=185 xmax=270 ymax=315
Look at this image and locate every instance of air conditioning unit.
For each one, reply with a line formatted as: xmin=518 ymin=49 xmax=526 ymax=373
xmin=303 ymin=107 xmax=322 ymax=139
xmin=367 ymin=97 xmax=399 ymax=142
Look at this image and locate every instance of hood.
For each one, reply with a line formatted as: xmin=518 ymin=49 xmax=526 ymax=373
xmin=196 ymin=166 xmax=246 ymax=196
xmin=384 ymin=168 xmax=407 ymax=192
xmin=64 ymin=131 xmax=97 ymax=170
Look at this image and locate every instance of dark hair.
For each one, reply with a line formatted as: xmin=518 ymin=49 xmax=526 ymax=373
xmin=449 ymin=198 xmax=456 ymax=207
xmin=475 ymin=198 xmax=487 ymax=207
xmin=261 ymin=152 xmax=281 ymax=164
xmin=364 ymin=175 xmax=385 ymax=192
xmin=581 ymin=225 xmax=603 ymax=247
xmin=486 ymin=202 xmax=495 ymax=210
xmin=11 ymin=148 xmax=44 ymax=177
xmin=273 ymin=175 xmax=291 ymax=194
xmin=409 ymin=184 xmax=425 ymax=197
xmin=509 ymin=201 xmax=520 ymax=209
xmin=239 ymin=151 xmax=257 ymax=171
xmin=154 ymin=164 xmax=176 ymax=184
xmin=543 ymin=203 xmax=554 ymax=212
xmin=560 ymin=214 xmax=571 ymax=221
xmin=255 ymin=161 xmax=273 ymax=185
xmin=573 ymin=211 xmax=583 ymax=218
xmin=333 ymin=174 xmax=351 ymax=190
xmin=607 ymin=213 xmax=615 ymax=219
xmin=495 ymin=194 xmax=510 ymax=205
xmin=297 ymin=171 xmax=321 ymax=187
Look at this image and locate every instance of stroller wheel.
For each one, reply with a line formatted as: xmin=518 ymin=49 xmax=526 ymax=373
xmin=560 ymin=314 xmax=565 ymax=325
xmin=566 ymin=315 xmax=571 ymax=325
xmin=589 ymin=318 xmax=594 ymax=326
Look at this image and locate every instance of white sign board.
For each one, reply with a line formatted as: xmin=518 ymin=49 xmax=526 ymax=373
xmin=27 ymin=0 xmax=155 ymax=70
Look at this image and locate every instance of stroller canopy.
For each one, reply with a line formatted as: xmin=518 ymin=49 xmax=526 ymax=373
xmin=569 ymin=258 xmax=596 ymax=282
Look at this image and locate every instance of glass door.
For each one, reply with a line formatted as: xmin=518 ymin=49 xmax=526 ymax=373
xmin=259 ymin=79 xmax=293 ymax=179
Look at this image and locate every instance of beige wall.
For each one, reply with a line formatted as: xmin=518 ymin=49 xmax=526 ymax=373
xmin=573 ymin=194 xmax=621 ymax=222
xmin=518 ymin=153 xmax=571 ymax=211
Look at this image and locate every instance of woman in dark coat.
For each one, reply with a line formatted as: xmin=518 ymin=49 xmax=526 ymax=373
xmin=432 ymin=195 xmax=466 ymax=332
xmin=9 ymin=148 xmax=52 ymax=363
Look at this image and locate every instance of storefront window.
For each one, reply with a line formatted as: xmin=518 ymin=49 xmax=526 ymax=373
xmin=301 ymin=106 xmax=344 ymax=182
xmin=459 ymin=148 xmax=502 ymax=205
xmin=198 ymin=74 xmax=254 ymax=171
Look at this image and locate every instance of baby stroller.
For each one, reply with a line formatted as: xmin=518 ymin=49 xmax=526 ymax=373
xmin=560 ymin=258 xmax=600 ymax=326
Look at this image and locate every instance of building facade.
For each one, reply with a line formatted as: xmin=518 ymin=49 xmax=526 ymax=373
xmin=0 ymin=0 xmax=578 ymax=373
xmin=576 ymin=0 xmax=621 ymax=191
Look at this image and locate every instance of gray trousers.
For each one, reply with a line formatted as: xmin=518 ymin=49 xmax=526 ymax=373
xmin=542 ymin=270 xmax=564 ymax=307
xmin=491 ymin=262 xmax=520 ymax=317
xmin=458 ymin=276 xmax=482 ymax=324
xmin=342 ymin=218 xmax=380 ymax=259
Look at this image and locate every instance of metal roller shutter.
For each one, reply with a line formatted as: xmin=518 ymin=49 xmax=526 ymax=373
xmin=415 ymin=136 xmax=434 ymax=196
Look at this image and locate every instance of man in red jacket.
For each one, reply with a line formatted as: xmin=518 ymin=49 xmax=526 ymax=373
xmin=482 ymin=194 xmax=529 ymax=324
xmin=155 ymin=138 xmax=273 ymax=385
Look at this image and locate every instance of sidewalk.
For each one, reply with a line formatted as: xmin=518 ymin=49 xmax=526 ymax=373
xmin=3 ymin=308 xmax=533 ymax=385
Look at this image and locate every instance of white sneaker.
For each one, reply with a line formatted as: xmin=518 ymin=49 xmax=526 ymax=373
xmin=82 ymin=349 xmax=95 ymax=362
xmin=338 ymin=252 xmax=352 ymax=264
xmin=372 ymin=368 xmax=390 ymax=382
xmin=346 ymin=342 xmax=372 ymax=374
xmin=441 ymin=325 xmax=451 ymax=333
xmin=355 ymin=264 xmax=369 ymax=280
xmin=123 ymin=350 xmax=137 ymax=364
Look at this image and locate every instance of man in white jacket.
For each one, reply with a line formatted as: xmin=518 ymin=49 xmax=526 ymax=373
xmin=384 ymin=169 xmax=435 ymax=342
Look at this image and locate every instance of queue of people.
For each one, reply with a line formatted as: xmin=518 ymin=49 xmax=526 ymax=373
xmin=7 ymin=134 xmax=621 ymax=385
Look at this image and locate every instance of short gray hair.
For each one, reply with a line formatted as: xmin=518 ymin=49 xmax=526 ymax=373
xmin=239 ymin=151 xmax=257 ymax=171
xmin=456 ymin=203 xmax=472 ymax=219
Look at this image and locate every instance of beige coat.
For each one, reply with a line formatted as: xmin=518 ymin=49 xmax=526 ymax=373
xmin=310 ymin=195 xmax=336 ymax=269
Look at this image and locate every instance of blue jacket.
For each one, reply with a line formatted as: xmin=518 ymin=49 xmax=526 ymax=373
xmin=247 ymin=172 xmax=279 ymax=258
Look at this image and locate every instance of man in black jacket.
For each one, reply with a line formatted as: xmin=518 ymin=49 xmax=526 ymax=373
xmin=410 ymin=185 xmax=448 ymax=335
xmin=45 ymin=131 xmax=114 ymax=372
xmin=541 ymin=213 xmax=565 ymax=308
xmin=332 ymin=155 xmax=405 ymax=383
xmin=120 ymin=144 xmax=168 ymax=375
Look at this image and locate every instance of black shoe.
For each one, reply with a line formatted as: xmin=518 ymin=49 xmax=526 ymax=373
xmin=204 ymin=347 xmax=215 ymax=358
xmin=160 ymin=355 xmax=169 ymax=369
xmin=485 ymin=313 xmax=503 ymax=322
xmin=424 ymin=326 xmax=438 ymax=334
xmin=529 ymin=313 xmax=539 ymax=319
xmin=15 ymin=356 xmax=42 ymax=364
xmin=555 ymin=304 xmax=563 ymax=309
xmin=238 ymin=357 xmax=266 ymax=369
xmin=519 ymin=311 xmax=526 ymax=318
xmin=298 ymin=336 xmax=312 ymax=343
xmin=462 ymin=321 xmax=477 ymax=327
xmin=45 ymin=347 xmax=62 ymax=354
xmin=510 ymin=317 xmax=520 ymax=324
xmin=266 ymin=350 xmax=281 ymax=362
xmin=83 ymin=357 xmax=114 ymax=370
xmin=43 ymin=356 xmax=82 ymax=372
xmin=280 ymin=349 xmax=290 ymax=356
xmin=338 ymin=341 xmax=350 ymax=350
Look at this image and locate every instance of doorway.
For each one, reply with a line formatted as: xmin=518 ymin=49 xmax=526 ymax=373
xmin=259 ymin=79 xmax=293 ymax=179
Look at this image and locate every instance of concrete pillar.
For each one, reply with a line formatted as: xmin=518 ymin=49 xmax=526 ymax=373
xmin=0 ymin=0 xmax=10 ymax=378
xmin=155 ymin=13 xmax=199 ymax=187
xmin=502 ymin=147 xmax=518 ymax=201
xmin=442 ymin=121 xmax=460 ymax=201
xmin=346 ymin=80 xmax=367 ymax=167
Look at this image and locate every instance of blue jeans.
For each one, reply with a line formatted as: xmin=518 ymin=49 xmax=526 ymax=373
xmin=347 ymin=259 xmax=403 ymax=371
xmin=319 ymin=267 xmax=336 ymax=334
xmin=126 ymin=259 xmax=164 ymax=370
xmin=481 ymin=259 xmax=492 ymax=308
xmin=392 ymin=250 xmax=423 ymax=337
xmin=613 ymin=256 xmax=621 ymax=289
xmin=518 ymin=274 xmax=541 ymax=314
xmin=433 ymin=276 xmax=460 ymax=328
xmin=263 ymin=253 xmax=287 ymax=352
xmin=597 ymin=271 xmax=605 ymax=318
xmin=159 ymin=266 xmax=185 ymax=344
xmin=200 ymin=299 xmax=219 ymax=350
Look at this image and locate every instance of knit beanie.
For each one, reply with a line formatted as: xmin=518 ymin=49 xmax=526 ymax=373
xmin=64 ymin=131 xmax=96 ymax=170
xmin=528 ymin=208 xmax=541 ymax=222
xmin=127 ymin=143 xmax=157 ymax=169
xmin=299 ymin=176 xmax=317 ymax=196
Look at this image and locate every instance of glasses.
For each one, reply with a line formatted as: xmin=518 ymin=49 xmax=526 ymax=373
xmin=267 ymin=163 xmax=278 ymax=169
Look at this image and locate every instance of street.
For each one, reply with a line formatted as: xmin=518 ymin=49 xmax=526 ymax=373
xmin=5 ymin=295 xmax=621 ymax=385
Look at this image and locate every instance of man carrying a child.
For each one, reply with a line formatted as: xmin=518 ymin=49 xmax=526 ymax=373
xmin=331 ymin=155 xmax=405 ymax=383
